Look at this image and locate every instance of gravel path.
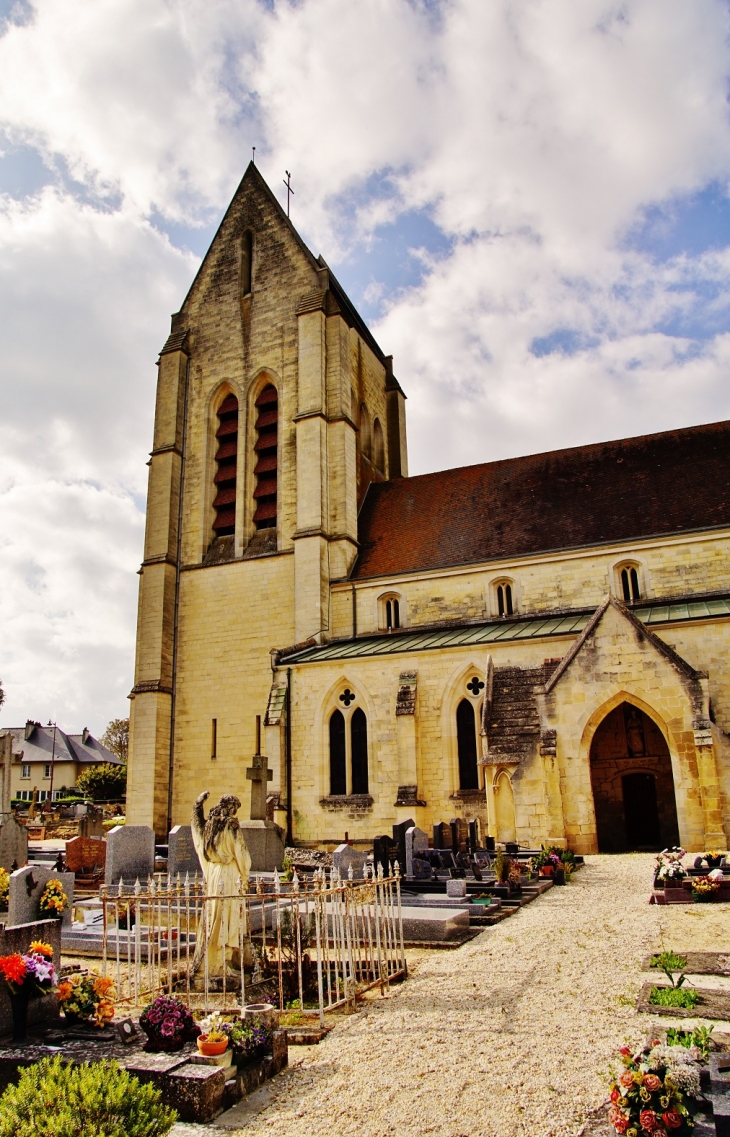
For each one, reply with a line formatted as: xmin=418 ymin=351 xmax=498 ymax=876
xmin=170 ymin=854 xmax=675 ymax=1137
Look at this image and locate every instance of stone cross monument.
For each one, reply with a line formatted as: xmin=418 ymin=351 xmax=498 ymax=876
xmin=240 ymin=716 xmax=285 ymax=872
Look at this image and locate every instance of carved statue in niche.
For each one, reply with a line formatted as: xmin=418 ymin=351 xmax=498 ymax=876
xmin=624 ymin=706 xmax=646 ymax=758
xmin=191 ymin=792 xmax=252 ymax=976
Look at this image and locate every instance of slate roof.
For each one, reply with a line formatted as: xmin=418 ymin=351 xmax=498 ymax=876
xmin=352 ymin=419 xmax=730 ymax=580
xmin=3 ymin=723 xmax=121 ymax=766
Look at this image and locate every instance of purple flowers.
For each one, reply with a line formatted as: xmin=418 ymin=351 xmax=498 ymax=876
xmin=140 ymin=996 xmax=199 ymax=1052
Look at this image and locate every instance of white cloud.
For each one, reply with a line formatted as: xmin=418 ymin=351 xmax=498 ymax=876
xmin=2 ymin=0 xmax=730 ymax=730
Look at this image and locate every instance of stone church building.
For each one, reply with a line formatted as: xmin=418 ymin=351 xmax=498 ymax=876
xmin=127 ymin=163 xmax=730 ymax=855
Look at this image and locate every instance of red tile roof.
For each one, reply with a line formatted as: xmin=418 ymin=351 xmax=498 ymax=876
xmin=352 ymin=419 xmax=730 ymax=580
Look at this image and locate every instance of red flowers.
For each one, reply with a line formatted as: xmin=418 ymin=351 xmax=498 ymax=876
xmin=643 ymin=1074 xmax=662 ymax=1092
xmin=639 ymin=1109 xmax=657 ymax=1130
xmin=0 ymin=954 xmax=27 ymax=985
xmin=610 ymin=1088 xmax=621 ymax=1103
xmin=619 ymin=1046 xmax=632 ymax=1057
xmin=663 ymin=1108 xmax=683 ymax=1130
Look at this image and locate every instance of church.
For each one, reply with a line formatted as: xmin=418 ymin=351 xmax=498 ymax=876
xmin=127 ymin=162 xmax=730 ymax=855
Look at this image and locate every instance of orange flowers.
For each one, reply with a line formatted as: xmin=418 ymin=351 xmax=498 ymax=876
xmin=0 ymin=954 xmax=27 ymax=985
xmin=30 ymin=941 xmax=53 ymax=959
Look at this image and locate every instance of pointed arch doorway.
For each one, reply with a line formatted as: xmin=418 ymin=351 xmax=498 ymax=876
xmin=589 ymin=702 xmax=679 ymax=852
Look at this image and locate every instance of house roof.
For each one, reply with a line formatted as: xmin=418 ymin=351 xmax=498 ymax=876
xmin=2 ymin=723 xmax=121 ymax=766
xmin=280 ymin=591 xmax=730 ymax=664
xmin=352 ymin=419 xmax=730 ymax=580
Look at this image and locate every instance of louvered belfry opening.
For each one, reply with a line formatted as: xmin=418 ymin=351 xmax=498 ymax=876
xmin=253 ymin=384 xmax=278 ymax=530
xmin=212 ymin=393 xmax=239 ymax=537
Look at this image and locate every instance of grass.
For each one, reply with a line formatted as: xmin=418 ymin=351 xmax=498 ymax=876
xmin=648 ymin=986 xmax=700 ymax=1009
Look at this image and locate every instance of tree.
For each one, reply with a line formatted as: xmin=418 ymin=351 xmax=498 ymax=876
xmin=76 ymin=764 xmax=126 ymax=801
xmin=101 ymin=718 xmax=129 ymax=764
xmin=0 ymin=680 xmax=4 ymax=711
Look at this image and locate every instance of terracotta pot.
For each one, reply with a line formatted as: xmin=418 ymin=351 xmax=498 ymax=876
xmin=197 ymin=1034 xmax=229 ymax=1056
xmin=540 ymin=865 xmax=554 ymax=878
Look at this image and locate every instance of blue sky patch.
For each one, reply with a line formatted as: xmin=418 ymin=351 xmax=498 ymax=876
xmin=530 ymin=328 xmax=595 ymax=358
xmin=627 ymin=182 xmax=730 ymax=261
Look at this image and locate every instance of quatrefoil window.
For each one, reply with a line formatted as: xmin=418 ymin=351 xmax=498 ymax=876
xmin=339 ymin=688 xmax=356 ymax=707
xmin=466 ymin=676 xmax=484 ymax=697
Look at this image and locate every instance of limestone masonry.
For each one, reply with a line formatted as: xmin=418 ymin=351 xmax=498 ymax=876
xmin=127 ymin=162 xmax=730 ymax=854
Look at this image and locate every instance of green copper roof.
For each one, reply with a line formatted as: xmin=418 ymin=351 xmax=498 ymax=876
xmin=282 ymin=594 xmax=730 ymax=665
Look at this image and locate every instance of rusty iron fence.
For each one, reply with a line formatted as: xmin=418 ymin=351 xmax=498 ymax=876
xmin=99 ymin=865 xmax=406 ymax=1022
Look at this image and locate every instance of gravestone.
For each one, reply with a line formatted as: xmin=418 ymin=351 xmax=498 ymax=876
xmin=433 ymin=822 xmax=452 ymax=850
xmin=65 ymin=836 xmax=106 ymax=874
xmin=333 ymin=843 xmax=367 ymax=880
xmin=373 ymin=835 xmax=397 ymax=877
xmin=8 ymin=865 xmax=75 ymax=929
xmin=450 ymin=818 xmax=469 ymax=853
xmin=0 ymin=814 xmax=27 ymax=872
xmin=468 ymin=819 xmax=480 ymax=854
xmin=405 ymin=826 xmax=429 ymax=879
xmin=105 ymin=825 xmax=155 ymax=886
xmin=392 ymin=817 xmax=415 ymax=874
xmin=446 ymin=878 xmax=467 ymax=898
xmin=168 ymin=825 xmax=202 ymax=880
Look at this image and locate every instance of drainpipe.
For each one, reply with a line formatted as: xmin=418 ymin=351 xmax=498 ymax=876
xmin=285 ymin=668 xmax=293 ymax=846
xmin=166 ymin=355 xmax=190 ymax=836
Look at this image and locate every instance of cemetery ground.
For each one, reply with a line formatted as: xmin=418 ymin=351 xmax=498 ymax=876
xmin=167 ymin=854 xmax=729 ymax=1137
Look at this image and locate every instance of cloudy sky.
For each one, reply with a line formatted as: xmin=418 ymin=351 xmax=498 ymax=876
xmin=1 ymin=0 xmax=730 ymax=735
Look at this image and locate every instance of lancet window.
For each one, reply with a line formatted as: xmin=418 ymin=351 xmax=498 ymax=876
xmin=328 ymin=703 xmax=369 ymax=795
xmin=621 ymin=565 xmax=641 ymax=602
xmin=456 ymin=698 xmax=480 ymax=790
xmin=212 ymin=393 xmax=239 ymax=536
xmin=253 ymin=384 xmax=278 ymax=530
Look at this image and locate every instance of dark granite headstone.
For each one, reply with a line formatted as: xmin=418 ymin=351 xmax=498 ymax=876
xmin=167 ymin=825 xmax=202 ymax=881
xmin=392 ymin=818 xmax=415 ymax=874
xmin=468 ymin=819 xmax=480 ymax=854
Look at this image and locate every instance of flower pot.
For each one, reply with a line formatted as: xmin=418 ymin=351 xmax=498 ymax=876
xmin=243 ymin=1003 xmax=279 ymax=1031
xmin=9 ymin=986 xmax=30 ymax=1043
xmin=553 ymin=868 xmax=566 ymax=885
xmin=540 ymin=865 xmax=554 ymax=878
xmin=705 ymin=856 xmax=723 ymax=870
xmin=197 ymin=1034 xmax=229 ymax=1056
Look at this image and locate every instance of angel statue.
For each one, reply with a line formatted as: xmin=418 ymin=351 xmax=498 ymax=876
xmin=191 ymin=791 xmax=252 ymax=977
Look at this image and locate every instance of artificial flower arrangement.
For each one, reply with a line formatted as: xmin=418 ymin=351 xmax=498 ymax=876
xmin=691 ymin=875 xmax=721 ymax=903
xmin=0 ymin=941 xmax=56 ymax=997
xmin=654 ymin=848 xmax=687 ymax=884
xmin=197 ymin=1011 xmax=273 ymax=1064
xmin=139 ymin=995 xmax=199 ymax=1052
xmin=701 ymin=850 xmax=725 ymax=869
xmin=57 ymin=970 xmax=116 ymax=1027
xmin=39 ymin=879 xmax=69 ymax=918
xmin=0 ymin=867 xmax=9 ymax=909
xmin=608 ymin=1040 xmax=701 ymax=1135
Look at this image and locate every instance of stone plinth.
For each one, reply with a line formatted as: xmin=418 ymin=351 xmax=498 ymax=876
xmin=240 ymin=820 xmax=285 ymax=873
xmin=0 ymin=918 xmax=62 ymax=1037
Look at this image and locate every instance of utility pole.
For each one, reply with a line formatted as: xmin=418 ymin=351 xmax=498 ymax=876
xmin=47 ymin=720 xmax=57 ymax=811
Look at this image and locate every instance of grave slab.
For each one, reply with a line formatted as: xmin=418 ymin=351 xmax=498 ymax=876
xmin=400 ymin=904 xmax=471 ymax=942
xmin=0 ymin=918 xmax=61 ymax=1036
xmin=105 ymin=825 xmax=155 ymax=886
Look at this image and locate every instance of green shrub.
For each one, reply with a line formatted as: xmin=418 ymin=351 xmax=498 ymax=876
xmin=666 ymin=1024 xmax=714 ymax=1059
xmin=0 ymin=1055 xmax=177 ymax=1137
xmin=650 ymin=950 xmax=687 ymax=971
xmin=648 ymin=986 xmax=700 ymax=1009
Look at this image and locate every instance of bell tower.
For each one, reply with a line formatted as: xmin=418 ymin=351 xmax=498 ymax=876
xmin=127 ymin=163 xmax=407 ymax=836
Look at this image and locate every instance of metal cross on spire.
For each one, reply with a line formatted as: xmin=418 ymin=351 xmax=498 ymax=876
xmin=283 ymin=170 xmax=294 ymax=217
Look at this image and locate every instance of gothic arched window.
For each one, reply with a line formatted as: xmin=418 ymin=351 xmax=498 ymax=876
xmin=351 ymin=708 xmax=369 ymax=794
xmin=212 ymin=393 xmax=238 ymax=536
xmin=329 ymin=709 xmax=346 ymax=796
xmin=253 ymin=384 xmax=278 ymax=530
xmin=497 ymin=582 xmax=513 ymax=617
xmin=621 ymin=565 xmax=641 ymax=602
xmin=456 ymin=698 xmax=479 ymax=790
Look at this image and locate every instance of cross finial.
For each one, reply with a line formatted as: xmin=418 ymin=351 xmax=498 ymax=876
xmin=283 ymin=170 xmax=294 ymax=217
xmin=252 ymin=146 xmax=256 ymax=165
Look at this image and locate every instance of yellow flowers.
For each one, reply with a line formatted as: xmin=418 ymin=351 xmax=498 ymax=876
xmin=29 ymin=941 xmax=53 ymax=958
xmin=57 ymin=969 xmax=116 ymax=1027
xmin=0 ymin=868 xmax=9 ymax=908
xmin=38 ymin=880 xmax=69 ymax=917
